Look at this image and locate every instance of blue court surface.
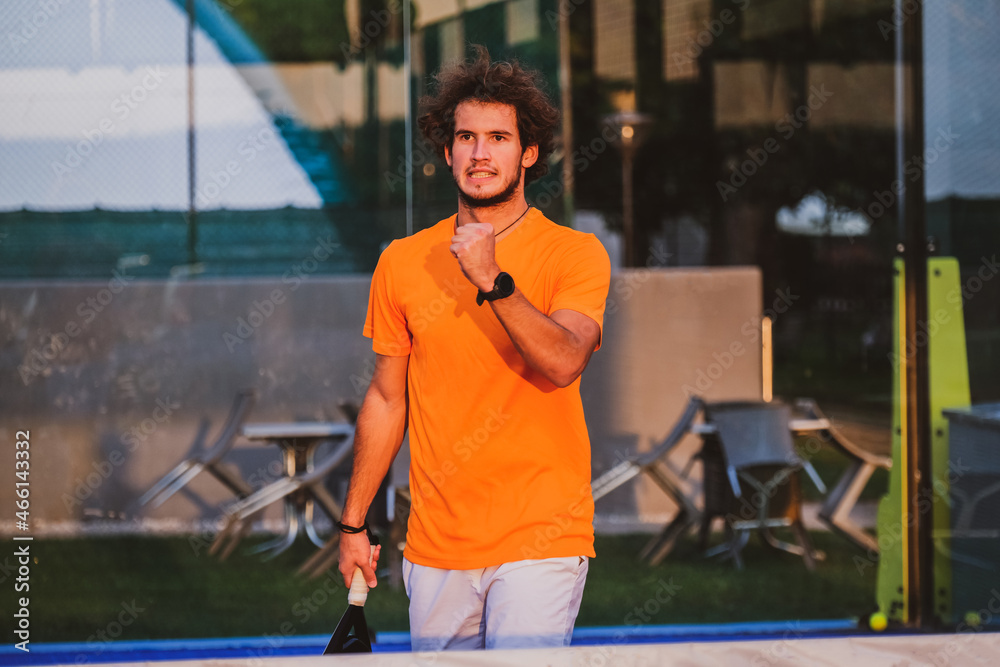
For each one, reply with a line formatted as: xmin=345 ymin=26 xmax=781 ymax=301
xmin=0 ymin=619 xmax=870 ymax=665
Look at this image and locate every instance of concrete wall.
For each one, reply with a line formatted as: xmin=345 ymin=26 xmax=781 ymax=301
xmin=0 ymin=267 xmax=762 ymax=533
xmin=584 ymin=267 xmax=763 ymax=525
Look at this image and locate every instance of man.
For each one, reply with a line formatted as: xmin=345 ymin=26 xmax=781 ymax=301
xmin=338 ymin=46 xmax=611 ymax=651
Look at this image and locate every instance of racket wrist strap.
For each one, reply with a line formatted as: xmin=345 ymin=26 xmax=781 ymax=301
xmin=336 ymin=520 xmax=368 ymax=534
xmin=336 ymin=520 xmax=380 ymax=547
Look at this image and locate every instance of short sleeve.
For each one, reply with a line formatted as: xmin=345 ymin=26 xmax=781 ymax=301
xmin=548 ymin=234 xmax=612 ymax=350
xmin=363 ymin=242 xmax=412 ymax=356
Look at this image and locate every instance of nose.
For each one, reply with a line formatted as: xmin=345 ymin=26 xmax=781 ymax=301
xmin=471 ymin=137 xmax=490 ymax=161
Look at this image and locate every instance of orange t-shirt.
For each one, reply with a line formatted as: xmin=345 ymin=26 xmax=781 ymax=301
xmin=363 ymin=208 xmax=611 ymax=569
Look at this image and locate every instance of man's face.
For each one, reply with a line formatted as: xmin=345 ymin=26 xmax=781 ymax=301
xmin=445 ymin=101 xmax=538 ymax=209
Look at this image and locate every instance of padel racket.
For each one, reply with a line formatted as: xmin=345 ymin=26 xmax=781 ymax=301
xmin=323 ymin=534 xmax=379 ymax=654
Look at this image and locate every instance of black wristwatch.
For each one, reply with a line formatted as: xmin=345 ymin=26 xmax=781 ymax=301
xmin=476 ymin=271 xmax=515 ymax=305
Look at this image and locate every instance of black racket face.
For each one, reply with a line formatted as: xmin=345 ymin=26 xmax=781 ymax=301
xmin=325 ymin=533 xmax=378 ymax=654
xmin=323 ymin=604 xmax=372 ymax=654
xmin=340 ymin=637 xmax=369 ymax=653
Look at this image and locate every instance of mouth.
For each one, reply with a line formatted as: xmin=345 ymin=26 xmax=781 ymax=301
xmin=467 ymin=169 xmax=496 ymax=180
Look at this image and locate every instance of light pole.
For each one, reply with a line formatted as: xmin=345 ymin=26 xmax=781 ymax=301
xmin=604 ymin=112 xmax=652 ymax=267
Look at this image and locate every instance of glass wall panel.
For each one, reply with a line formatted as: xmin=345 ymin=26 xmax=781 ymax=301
xmin=0 ymin=0 xmax=189 ymax=276
xmin=568 ymin=0 xmax=905 ymax=627
xmin=923 ymin=0 xmax=1000 ymax=627
xmin=573 ymin=0 xmax=899 ymax=407
xmin=5 ymin=0 xmax=996 ymax=650
xmin=924 ymin=0 xmax=1000 ymax=404
xmin=0 ymin=0 xmax=405 ymax=277
xmin=0 ymin=1 xmax=563 ymax=278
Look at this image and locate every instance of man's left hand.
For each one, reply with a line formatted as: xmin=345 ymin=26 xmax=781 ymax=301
xmin=450 ymin=222 xmax=500 ymax=292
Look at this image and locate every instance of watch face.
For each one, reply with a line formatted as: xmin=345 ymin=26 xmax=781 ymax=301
xmin=496 ymin=272 xmax=515 ymax=296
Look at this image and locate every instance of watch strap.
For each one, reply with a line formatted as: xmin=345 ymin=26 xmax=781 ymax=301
xmin=477 ymin=272 xmax=514 ymax=305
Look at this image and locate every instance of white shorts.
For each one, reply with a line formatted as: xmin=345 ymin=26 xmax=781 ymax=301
xmin=402 ymin=555 xmax=589 ymax=651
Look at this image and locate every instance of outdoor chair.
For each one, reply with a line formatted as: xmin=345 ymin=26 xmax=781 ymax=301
xmin=699 ymin=400 xmax=825 ymax=571
xmin=139 ymin=388 xmax=257 ymax=508
xmin=591 ymin=395 xmax=704 ymax=565
xmin=795 ymin=398 xmax=892 ymax=553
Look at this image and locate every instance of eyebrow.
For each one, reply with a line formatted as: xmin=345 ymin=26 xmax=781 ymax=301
xmin=454 ymin=128 xmax=515 ymax=137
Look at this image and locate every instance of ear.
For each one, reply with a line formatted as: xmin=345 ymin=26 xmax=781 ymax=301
xmin=521 ymin=144 xmax=538 ymax=169
xmin=444 ymin=143 xmax=452 ymax=167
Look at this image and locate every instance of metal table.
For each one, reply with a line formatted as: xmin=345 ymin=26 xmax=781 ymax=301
xmin=692 ymin=418 xmax=831 ymax=434
xmin=240 ymin=422 xmax=355 ymax=557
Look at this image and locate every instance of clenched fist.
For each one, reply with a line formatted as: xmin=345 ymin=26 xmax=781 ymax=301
xmin=450 ymin=222 xmax=501 ymax=293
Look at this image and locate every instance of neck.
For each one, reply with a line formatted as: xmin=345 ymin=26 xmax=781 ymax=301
xmin=456 ymin=194 xmax=530 ymax=233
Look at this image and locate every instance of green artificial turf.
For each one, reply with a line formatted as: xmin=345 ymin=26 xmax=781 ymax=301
xmin=578 ymin=532 xmax=878 ymax=627
xmin=11 ymin=530 xmax=878 ymax=644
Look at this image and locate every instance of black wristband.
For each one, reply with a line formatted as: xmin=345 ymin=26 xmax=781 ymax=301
xmin=336 ymin=521 xmax=380 ymax=547
xmin=335 ymin=520 xmax=369 ymax=534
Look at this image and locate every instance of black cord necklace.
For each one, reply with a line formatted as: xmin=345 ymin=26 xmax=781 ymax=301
xmin=493 ymin=206 xmax=531 ymax=237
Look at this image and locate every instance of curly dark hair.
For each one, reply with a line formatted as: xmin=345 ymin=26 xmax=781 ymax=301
xmin=417 ymin=45 xmax=560 ymax=185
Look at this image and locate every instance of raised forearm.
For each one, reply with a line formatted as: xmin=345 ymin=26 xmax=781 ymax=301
xmin=449 ymin=221 xmax=601 ymax=388
xmin=489 ymin=290 xmax=596 ymax=388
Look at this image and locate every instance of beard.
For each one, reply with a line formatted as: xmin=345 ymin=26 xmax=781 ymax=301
xmin=453 ymin=167 xmax=522 ymax=209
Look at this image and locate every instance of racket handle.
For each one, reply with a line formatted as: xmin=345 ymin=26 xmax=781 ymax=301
xmin=348 ymin=567 xmax=368 ymax=606
xmin=347 ymin=545 xmax=375 ymax=606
